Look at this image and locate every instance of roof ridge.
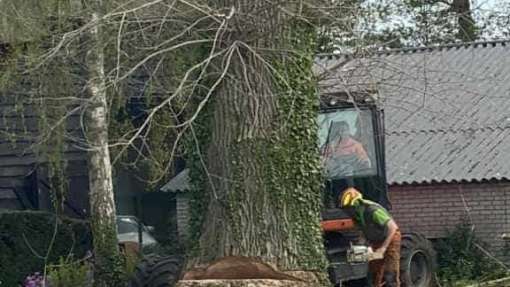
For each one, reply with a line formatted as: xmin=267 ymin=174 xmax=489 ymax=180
xmin=388 ymin=125 xmax=510 ymax=135
xmin=390 ymin=177 xmax=510 ymax=186
xmin=316 ymin=39 xmax=510 ymax=60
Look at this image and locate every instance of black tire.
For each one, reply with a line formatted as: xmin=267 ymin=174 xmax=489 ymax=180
xmin=129 ymin=254 xmax=183 ymax=287
xmin=400 ymin=233 xmax=436 ymax=287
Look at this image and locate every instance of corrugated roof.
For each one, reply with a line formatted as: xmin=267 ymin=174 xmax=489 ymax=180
xmin=316 ymin=40 xmax=510 ymax=185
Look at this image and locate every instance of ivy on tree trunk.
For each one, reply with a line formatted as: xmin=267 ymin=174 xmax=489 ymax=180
xmin=187 ymin=1 xmax=327 ymax=272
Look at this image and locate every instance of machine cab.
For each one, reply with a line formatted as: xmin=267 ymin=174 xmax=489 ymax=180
xmin=318 ymin=92 xmax=389 ymax=212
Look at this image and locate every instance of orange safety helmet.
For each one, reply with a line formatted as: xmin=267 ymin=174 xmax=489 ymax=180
xmin=339 ymin=187 xmax=363 ymax=208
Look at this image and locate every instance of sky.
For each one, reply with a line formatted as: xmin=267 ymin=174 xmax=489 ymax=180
xmin=476 ymin=0 xmax=505 ymax=9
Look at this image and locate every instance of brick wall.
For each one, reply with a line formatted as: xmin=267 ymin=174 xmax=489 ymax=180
xmin=176 ymin=193 xmax=189 ymax=241
xmin=389 ymin=182 xmax=510 ymax=260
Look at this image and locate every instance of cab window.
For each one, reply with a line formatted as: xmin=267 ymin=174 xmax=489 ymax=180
xmin=318 ymin=108 xmax=377 ymax=179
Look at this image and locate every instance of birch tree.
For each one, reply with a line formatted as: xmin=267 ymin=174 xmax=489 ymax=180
xmin=84 ymin=1 xmax=124 ymax=285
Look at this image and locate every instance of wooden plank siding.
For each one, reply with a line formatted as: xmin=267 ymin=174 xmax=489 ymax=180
xmin=0 ymin=90 xmax=88 ymax=212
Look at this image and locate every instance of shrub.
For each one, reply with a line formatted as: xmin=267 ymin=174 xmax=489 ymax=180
xmin=47 ymin=257 xmax=92 ymax=287
xmin=435 ymin=219 xmax=508 ymax=285
xmin=0 ymin=210 xmax=92 ymax=286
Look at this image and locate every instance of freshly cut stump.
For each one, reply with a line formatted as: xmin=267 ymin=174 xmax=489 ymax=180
xmin=177 ymin=257 xmax=323 ymax=287
xmin=176 ymin=279 xmax=317 ymax=287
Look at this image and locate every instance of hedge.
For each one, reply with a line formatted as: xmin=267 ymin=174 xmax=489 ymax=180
xmin=0 ymin=210 xmax=92 ymax=286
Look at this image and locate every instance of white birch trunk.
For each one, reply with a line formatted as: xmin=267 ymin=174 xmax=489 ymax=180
xmin=85 ymin=8 xmax=123 ymax=286
xmin=86 ymin=10 xmax=117 ymax=237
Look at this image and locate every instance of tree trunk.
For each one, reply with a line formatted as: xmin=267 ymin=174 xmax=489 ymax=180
xmin=452 ymin=0 xmax=476 ymax=42
xmin=190 ymin=1 xmax=326 ymax=272
xmin=85 ymin=3 xmax=124 ymax=286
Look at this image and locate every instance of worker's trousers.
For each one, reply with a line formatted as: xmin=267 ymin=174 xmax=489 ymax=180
xmin=368 ymin=230 xmax=401 ymax=287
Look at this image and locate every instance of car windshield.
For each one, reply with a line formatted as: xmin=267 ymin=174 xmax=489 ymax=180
xmin=117 ymin=218 xmax=139 ymax=234
xmin=318 ymin=108 xmax=377 ymax=179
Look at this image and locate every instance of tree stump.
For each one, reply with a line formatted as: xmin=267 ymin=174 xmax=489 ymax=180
xmin=176 ymin=279 xmax=311 ymax=287
xmin=176 ymin=271 xmax=324 ymax=287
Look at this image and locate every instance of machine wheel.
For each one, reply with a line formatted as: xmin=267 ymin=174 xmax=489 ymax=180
xmin=400 ymin=233 xmax=436 ymax=287
xmin=129 ymin=254 xmax=183 ymax=287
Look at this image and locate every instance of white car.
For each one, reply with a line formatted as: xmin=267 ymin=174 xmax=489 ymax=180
xmin=116 ymin=215 xmax=158 ymax=247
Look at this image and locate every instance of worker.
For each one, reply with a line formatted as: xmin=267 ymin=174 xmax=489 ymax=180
xmin=321 ymin=121 xmax=371 ymax=176
xmin=339 ymin=187 xmax=401 ymax=287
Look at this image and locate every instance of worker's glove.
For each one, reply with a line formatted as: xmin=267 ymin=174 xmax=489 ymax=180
xmin=367 ymin=247 xmax=385 ymax=261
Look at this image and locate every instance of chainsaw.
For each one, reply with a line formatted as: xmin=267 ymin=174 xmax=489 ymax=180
xmin=346 ymin=244 xmax=384 ymax=263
